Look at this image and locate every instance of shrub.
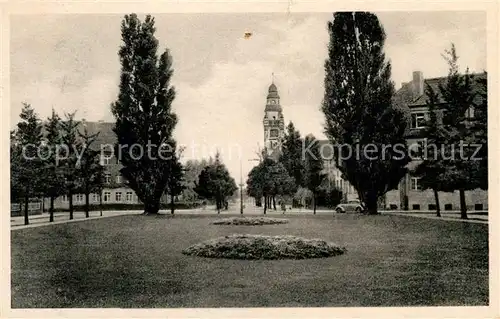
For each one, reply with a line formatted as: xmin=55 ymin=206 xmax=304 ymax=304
xmin=212 ymin=217 xmax=289 ymax=226
xmin=182 ymin=234 xmax=347 ymax=260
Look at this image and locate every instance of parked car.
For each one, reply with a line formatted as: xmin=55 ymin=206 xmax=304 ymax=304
xmin=335 ymin=200 xmax=364 ymax=214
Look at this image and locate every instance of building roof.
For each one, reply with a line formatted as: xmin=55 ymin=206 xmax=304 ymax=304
xmin=267 ymin=83 xmax=280 ymax=99
xmin=394 ymin=72 xmax=486 ymax=108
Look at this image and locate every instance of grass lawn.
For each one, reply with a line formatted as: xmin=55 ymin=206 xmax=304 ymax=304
xmin=11 ymin=213 xmax=488 ymax=308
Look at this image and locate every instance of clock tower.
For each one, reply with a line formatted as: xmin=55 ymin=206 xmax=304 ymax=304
xmin=263 ymin=81 xmax=285 ymax=159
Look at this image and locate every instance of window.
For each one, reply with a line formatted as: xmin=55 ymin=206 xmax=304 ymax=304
xmin=116 ymin=175 xmax=122 ymax=184
xmin=75 ymin=194 xmax=84 ymax=203
xmin=62 ymin=195 xmax=68 ymax=202
xmin=101 ymin=153 xmax=112 ymax=165
xmin=444 ymin=204 xmax=453 ymax=211
xmin=465 ymin=106 xmax=475 ymax=119
xmin=115 ymin=192 xmax=122 ymax=202
xmin=105 ymin=173 xmax=111 ymax=184
xmin=126 ymin=191 xmax=133 ymax=202
xmin=474 ymin=204 xmax=483 ymax=211
xmin=410 ymin=177 xmax=422 ymax=191
xmin=410 ymin=140 xmax=426 ymax=159
xmin=410 ymin=112 xmax=428 ymax=129
xmin=104 ymin=192 xmax=111 ymax=203
xmin=270 ymin=129 xmax=279 ymax=138
xmin=412 ymin=204 xmax=421 ymax=210
xmin=389 ymin=204 xmax=398 ymax=210
xmin=92 ymin=194 xmax=100 ymax=202
xmin=428 ymin=204 xmax=437 ymax=210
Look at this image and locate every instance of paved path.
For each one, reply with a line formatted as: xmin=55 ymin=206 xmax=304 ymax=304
xmin=383 ymin=211 xmax=488 ymax=224
xmin=11 ymin=206 xmax=488 ymax=230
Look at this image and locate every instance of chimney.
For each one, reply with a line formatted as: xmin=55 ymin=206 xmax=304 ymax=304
xmin=412 ymin=71 xmax=424 ymax=98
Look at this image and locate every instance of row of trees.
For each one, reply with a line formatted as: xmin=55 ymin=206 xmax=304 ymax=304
xmin=246 ymin=126 xmax=343 ymax=214
xmin=321 ymin=12 xmax=487 ymax=219
xmin=11 ymin=104 xmax=105 ymax=225
xmin=414 ymin=46 xmax=487 ymax=219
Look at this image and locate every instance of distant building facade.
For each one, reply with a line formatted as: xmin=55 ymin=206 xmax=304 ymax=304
xmin=384 ymin=71 xmax=488 ymax=211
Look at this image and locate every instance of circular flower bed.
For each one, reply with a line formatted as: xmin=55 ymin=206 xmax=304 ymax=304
xmin=211 ymin=217 xmax=289 ymax=226
xmin=182 ymin=234 xmax=347 ymax=260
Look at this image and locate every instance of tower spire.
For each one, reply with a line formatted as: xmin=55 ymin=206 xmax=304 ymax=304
xmin=272 ymin=72 xmax=274 ymax=84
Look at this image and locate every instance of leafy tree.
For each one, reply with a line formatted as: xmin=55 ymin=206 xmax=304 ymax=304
xmin=436 ymin=44 xmax=478 ymax=219
xmin=413 ymin=84 xmax=450 ymax=217
xmin=11 ymin=103 xmax=44 ymax=225
xmin=321 ymin=12 xmax=410 ymax=214
xmin=60 ymin=112 xmax=81 ymax=220
xmin=246 ymin=164 xmax=264 ymax=207
xmin=303 ymin=135 xmax=326 ymax=214
xmin=77 ymin=127 xmax=105 ymax=218
xmin=43 ymin=109 xmax=66 ymax=222
xmin=279 ymin=122 xmax=305 ymax=187
xmin=182 ymin=159 xmax=212 ymax=202
xmin=246 ymin=157 xmax=295 ymax=214
xmin=195 ymin=153 xmax=237 ymax=213
xmin=111 ymin=14 xmax=178 ymax=215
xmin=472 ymin=72 xmax=487 ymax=191
xmin=268 ymin=161 xmax=296 ymax=211
xmin=316 ymin=186 xmax=343 ymax=208
xmin=293 ymin=187 xmax=312 ymax=209
xmin=165 ymin=150 xmax=185 ymax=215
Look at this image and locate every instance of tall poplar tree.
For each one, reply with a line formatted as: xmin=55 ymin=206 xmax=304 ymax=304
xmin=111 ymin=14 xmax=179 ymax=215
xmin=322 ymin=12 xmax=409 ymax=214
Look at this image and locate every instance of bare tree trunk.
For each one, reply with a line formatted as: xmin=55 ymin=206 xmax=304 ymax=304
xmin=313 ymin=193 xmax=317 ymax=215
xmin=49 ymin=196 xmax=55 ymax=222
xmin=366 ymin=193 xmax=378 ymax=215
xmin=170 ymin=194 xmax=175 ymax=215
xmin=24 ymin=195 xmax=29 ymax=225
xmin=263 ymin=196 xmax=267 ymax=214
xmin=272 ymin=196 xmax=276 ymax=210
xmin=459 ymin=188 xmax=467 ymax=219
xmin=68 ymin=191 xmax=74 ymax=220
xmin=433 ymin=188 xmax=441 ymax=217
xmin=99 ymin=192 xmax=103 ymax=216
xmin=84 ymin=192 xmax=90 ymax=218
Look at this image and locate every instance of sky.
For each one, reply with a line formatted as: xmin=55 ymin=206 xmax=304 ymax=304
xmin=10 ymin=11 xmax=487 ymax=180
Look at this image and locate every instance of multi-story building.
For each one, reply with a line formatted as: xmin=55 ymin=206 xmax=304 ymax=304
xmin=44 ymin=120 xmax=143 ymax=210
xmin=384 ymin=70 xmax=488 ymax=211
